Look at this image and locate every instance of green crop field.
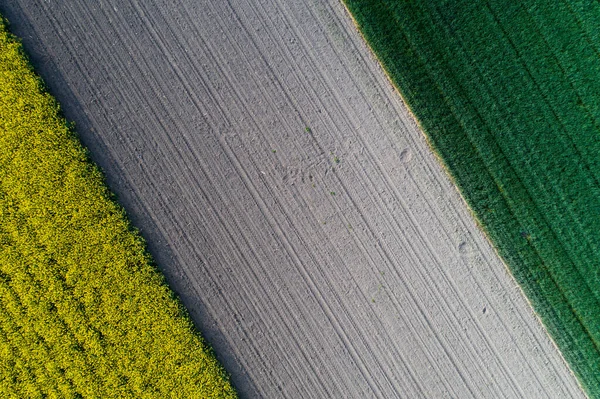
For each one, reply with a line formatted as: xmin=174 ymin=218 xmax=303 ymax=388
xmin=343 ymin=0 xmax=600 ymax=396
xmin=0 ymin=16 xmax=236 ymax=398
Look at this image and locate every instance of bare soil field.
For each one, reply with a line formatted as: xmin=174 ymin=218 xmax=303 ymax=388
xmin=1 ymin=0 xmax=585 ymax=397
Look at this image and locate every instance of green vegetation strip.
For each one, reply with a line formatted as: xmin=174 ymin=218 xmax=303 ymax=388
xmin=343 ymin=0 xmax=600 ymax=396
xmin=0 ymin=17 xmax=236 ymax=398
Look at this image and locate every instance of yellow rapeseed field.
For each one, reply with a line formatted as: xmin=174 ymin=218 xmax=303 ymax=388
xmin=0 ymin=16 xmax=237 ymax=398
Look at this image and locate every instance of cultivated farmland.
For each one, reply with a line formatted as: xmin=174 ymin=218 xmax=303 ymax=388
xmin=1 ymin=0 xmax=586 ymax=397
xmin=0 ymin=16 xmax=236 ymax=398
xmin=343 ymin=0 xmax=600 ymax=396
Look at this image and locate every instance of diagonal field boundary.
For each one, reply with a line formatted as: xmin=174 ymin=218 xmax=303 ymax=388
xmin=0 ymin=16 xmax=236 ymax=398
xmin=343 ymin=0 xmax=600 ymax=397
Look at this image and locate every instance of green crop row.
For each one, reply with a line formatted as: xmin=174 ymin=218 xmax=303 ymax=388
xmin=0 ymin=16 xmax=236 ymax=398
xmin=343 ymin=0 xmax=600 ymax=397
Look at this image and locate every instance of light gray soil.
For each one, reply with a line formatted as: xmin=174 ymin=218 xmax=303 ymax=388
xmin=1 ymin=0 xmax=586 ymax=398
